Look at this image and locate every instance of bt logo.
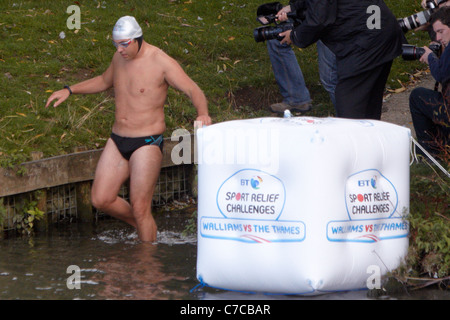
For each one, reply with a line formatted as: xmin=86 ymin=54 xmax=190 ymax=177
xmin=358 ymin=176 xmax=377 ymax=189
xmin=240 ymin=176 xmax=263 ymax=190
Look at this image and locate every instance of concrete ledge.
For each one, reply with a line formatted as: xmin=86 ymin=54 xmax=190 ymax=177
xmin=0 ymin=135 xmax=194 ymax=197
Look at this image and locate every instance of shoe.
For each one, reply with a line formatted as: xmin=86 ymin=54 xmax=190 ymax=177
xmin=269 ymin=102 xmax=312 ymax=114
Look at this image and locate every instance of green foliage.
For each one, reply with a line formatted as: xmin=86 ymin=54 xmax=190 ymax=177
xmin=12 ymin=193 xmax=45 ymax=236
xmin=407 ymin=164 xmax=450 ymax=279
xmin=182 ymin=210 xmax=198 ymax=237
xmin=0 ymin=201 xmax=6 ymax=229
xmin=0 ymin=152 xmax=28 ymax=176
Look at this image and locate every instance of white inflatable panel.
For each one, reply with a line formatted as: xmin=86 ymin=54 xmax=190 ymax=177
xmin=196 ymin=117 xmax=410 ymax=295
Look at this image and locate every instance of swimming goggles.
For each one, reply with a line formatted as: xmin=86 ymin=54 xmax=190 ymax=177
xmin=112 ymin=39 xmax=132 ymax=48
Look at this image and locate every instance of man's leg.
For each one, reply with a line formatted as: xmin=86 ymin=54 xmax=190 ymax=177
xmin=335 ymin=73 xmax=369 ymax=119
xmin=128 ymin=145 xmax=163 ymax=242
xmin=91 ymin=139 xmax=136 ymax=227
xmin=409 ymin=87 xmax=447 ymax=156
xmin=267 ymin=39 xmax=311 ymax=108
xmin=317 ymin=40 xmax=337 ymax=107
xmin=335 ymin=62 xmax=391 ymax=120
xmin=366 ymin=61 xmax=393 ymax=120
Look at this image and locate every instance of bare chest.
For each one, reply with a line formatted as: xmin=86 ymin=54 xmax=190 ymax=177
xmin=113 ymin=61 xmax=166 ymax=97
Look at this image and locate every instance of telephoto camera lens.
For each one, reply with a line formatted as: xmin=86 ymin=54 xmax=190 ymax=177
xmin=398 ymin=9 xmax=434 ymax=32
xmin=401 ymin=44 xmax=425 ymax=60
xmin=402 ymin=43 xmax=441 ymax=60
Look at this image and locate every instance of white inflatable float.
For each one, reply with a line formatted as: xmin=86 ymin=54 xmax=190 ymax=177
xmin=196 ymin=117 xmax=410 ymax=295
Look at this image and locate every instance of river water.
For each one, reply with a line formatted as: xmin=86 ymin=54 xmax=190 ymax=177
xmin=0 ymin=213 xmax=448 ymax=300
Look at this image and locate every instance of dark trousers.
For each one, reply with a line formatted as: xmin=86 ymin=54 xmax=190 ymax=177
xmin=409 ymin=87 xmax=449 ymax=157
xmin=335 ymin=61 xmax=393 ymax=120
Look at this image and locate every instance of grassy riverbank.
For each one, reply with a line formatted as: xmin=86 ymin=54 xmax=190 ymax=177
xmin=0 ymin=0 xmax=431 ymax=159
xmin=1 ymin=0 xmax=448 ymax=289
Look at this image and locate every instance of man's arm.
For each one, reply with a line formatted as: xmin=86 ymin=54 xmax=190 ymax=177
xmin=45 ymin=63 xmax=114 ymax=108
xmin=290 ymin=0 xmax=337 ymax=48
xmin=420 ymin=45 xmax=450 ymax=83
xmin=162 ymin=54 xmax=212 ymax=126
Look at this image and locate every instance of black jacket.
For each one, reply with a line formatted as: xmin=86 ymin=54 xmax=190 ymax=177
xmin=290 ymin=0 xmax=404 ymax=79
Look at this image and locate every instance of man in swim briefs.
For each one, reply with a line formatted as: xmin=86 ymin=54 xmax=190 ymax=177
xmin=46 ymin=16 xmax=212 ymax=242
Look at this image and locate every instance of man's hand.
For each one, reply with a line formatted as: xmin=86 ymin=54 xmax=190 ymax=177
xmin=276 ymin=5 xmax=291 ymax=22
xmin=279 ymin=30 xmax=292 ymax=45
xmin=45 ymin=89 xmax=71 ymax=108
xmin=419 ymin=46 xmax=433 ymax=64
xmin=421 ymin=0 xmax=431 ymax=8
xmin=422 ymin=0 xmax=450 ymax=8
xmin=195 ymin=115 xmax=212 ymax=127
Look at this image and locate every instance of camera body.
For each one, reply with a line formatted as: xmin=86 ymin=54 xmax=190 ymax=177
xmin=398 ymin=0 xmax=448 ymax=32
xmin=254 ymin=22 xmax=294 ymax=42
xmin=402 ymin=43 xmax=442 ymax=60
xmin=253 ymin=2 xmax=300 ymax=42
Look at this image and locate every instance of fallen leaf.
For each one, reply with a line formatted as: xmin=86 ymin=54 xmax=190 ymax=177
xmin=60 ymin=132 xmax=67 ymax=142
xmin=395 ymin=87 xmax=406 ymax=93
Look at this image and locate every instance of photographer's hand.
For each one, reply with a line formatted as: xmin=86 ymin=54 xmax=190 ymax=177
xmin=279 ymin=30 xmax=292 ymax=45
xmin=421 ymin=0 xmax=431 ymax=9
xmin=423 ymin=0 xmax=450 ymax=8
xmin=276 ymin=5 xmax=291 ymax=22
xmin=419 ymin=46 xmax=433 ymax=64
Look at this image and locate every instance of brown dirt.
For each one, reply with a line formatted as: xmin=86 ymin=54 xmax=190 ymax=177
xmin=231 ymin=73 xmax=438 ymax=139
xmin=230 ymin=86 xmax=282 ymax=111
xmin=381 ymin=72 xmax=436 ymax=137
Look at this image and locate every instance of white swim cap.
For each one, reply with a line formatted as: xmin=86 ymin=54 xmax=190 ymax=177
xmin=112 ymin=16 xmax=143 ymax=40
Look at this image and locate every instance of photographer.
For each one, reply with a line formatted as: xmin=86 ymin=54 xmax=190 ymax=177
xmin=409 ymin=6 xmax=450 ymax=159
xmin=279 ymin=0 xmax=404 ymax=120
xmin=418 ymin=0 xmax=450 ymax=40
xmin=267 ymin=1 xmax=337 ymax=113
